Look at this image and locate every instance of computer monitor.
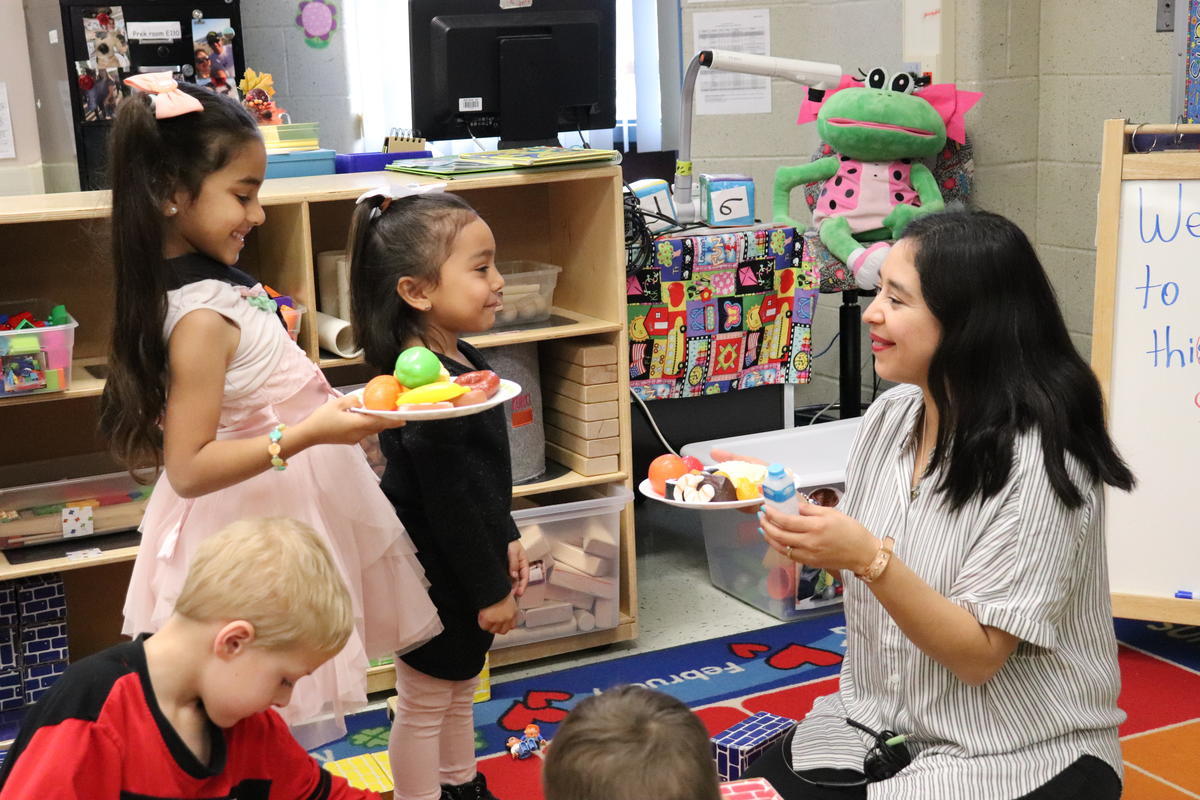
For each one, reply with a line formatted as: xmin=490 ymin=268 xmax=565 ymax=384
xmin=408 ymin=0 xmax=617 ymax=148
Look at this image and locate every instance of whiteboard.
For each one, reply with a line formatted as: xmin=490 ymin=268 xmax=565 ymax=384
xmin=1106 ymin=179 xmax=1200 ymax=599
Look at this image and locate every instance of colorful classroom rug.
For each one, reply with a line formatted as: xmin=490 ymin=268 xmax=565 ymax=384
xmin=312 ymin=615 xmax=1200 ymax=800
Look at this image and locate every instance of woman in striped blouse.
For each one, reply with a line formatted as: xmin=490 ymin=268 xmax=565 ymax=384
xmin=738 ymin=210 xmax=1134 ymax=800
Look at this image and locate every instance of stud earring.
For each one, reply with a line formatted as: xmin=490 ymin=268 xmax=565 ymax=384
xmin=166 ymin=206 xmax=178 ymax=217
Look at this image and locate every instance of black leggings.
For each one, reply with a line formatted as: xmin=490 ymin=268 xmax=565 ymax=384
xmin=741 ymin=736 xmax=1122 ymax=800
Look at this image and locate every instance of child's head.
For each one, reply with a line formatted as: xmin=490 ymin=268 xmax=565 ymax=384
xmin=173 ymin=517 xmax=353 ymax=726
xmin=348 ymin=191 xmax=503 ymax=368
xmin=542 ymin=685 xmax=721 ymax=800
xmin=101 ymin=81 xmax=263 ymax=470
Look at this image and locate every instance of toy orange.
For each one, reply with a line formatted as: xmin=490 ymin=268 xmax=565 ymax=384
xmin=363 ymin=374 xmax=403 ymax=410
xmin=647 ymin=453 xmax=689 ymax=496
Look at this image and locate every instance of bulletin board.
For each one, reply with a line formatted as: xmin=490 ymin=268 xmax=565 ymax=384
xmin=1093 ymin=118 xmax=1200 ymax=625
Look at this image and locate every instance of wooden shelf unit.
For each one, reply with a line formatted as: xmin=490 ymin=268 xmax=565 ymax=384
xmin=0 ymin=165 xmax=636 ymax=670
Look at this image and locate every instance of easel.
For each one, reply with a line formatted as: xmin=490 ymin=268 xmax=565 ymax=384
xmin=1093 ymin=118 xmax=1200 ymax=626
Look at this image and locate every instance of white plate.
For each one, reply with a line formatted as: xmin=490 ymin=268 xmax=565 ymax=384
xmin=348 ymin=378 xmax=521 ymax=421
xmin=638 ymin=477 xmax=767 ymax=510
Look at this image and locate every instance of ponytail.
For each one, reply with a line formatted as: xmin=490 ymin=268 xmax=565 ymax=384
xmin=348 ymin=193 xmax=478 ymax=373
xmin=100 ymin=83 xmax=259 ymax=474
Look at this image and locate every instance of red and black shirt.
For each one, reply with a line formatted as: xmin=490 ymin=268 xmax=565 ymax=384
xmin=0 ymin=637 xmax=375 ymax=799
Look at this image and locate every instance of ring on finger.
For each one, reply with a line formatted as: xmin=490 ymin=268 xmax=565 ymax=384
xmin=786 ymin=544 xmax=793 ymax=560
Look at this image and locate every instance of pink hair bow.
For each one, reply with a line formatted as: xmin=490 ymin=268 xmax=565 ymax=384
xmin=796 ymin=75 xmax=983 ymax=144
xmin=914 ymin=84 xmax=983 ymax=145
xmin=124 ymin=73 xmax=203 ymax=119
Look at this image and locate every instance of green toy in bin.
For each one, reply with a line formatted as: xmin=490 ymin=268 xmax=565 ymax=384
xmin=0 ymin=299 xmax=79 ymax=396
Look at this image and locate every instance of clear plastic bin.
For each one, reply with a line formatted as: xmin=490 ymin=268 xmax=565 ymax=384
xmin=0 ymin=469 xmax=155 ymax=549
xmin=495 ymin=261 xmax=561 ymax=328
xmin=680 ymin=418 xmax=862 ymax=620
xmin=493 ymin=483 xmax=632 ymax=649
xmin=0 ymin=300 xmax=78 ymax=397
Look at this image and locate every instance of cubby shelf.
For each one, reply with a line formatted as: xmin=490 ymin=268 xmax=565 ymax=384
xmin=0 ymin=165 xmax=636 ymax=671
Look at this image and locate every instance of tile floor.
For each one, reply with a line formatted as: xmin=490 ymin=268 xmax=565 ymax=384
xmin=491 ymin=499 xmax=779 ymax=684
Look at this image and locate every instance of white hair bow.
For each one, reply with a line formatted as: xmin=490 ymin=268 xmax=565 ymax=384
xmin=355 ymin=180 xmax=447 ymax=217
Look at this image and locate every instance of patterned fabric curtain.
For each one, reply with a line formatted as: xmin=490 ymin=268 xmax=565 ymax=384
xmin=627 ymin=226 xmax=817 ymax=400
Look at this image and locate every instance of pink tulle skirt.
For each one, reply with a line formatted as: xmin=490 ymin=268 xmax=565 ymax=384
xmin=123 ymin=373 xmax=441 ymax=747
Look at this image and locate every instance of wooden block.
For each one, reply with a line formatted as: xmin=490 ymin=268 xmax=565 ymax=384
xmin=517 ymin=580 xmax=547 ymax=609
xmin=518 ymin=525 xmax=552 ymax=562
xmin=524 ymin=601 xmax=574 ymax=627
xmin=551 ymin=540 xmax=612 ymax=576
xmin=545 ymin=408 xmax=619 ymax=439
xmin=544 ymin=582 xmax=595 ymax=610
xmin=545 ymin=358 xmax=618 ymax=385
xmin=544 ymin=339 xmax=617 ymax=367
xmin=546 ymin=442 xmax=619 ymax=476
xmin=548 ymin=561 xmax=616 ymax=597
xmin=582 ymin=530 xmax=619 ymax=560
xmin=593 ymin=597 xmax=619 ymax=628
xmin=544 ymin=393 xmax=618 ymax=422
xmin=545 ymin=425 xmax=620 ymax=458
xmin=575 ymin=609 xmax=596 ymax=632
xmin=543 ymin=372 xmax=618 ymax=403
xmin=492 ymin=615 xmax=578 ymax=648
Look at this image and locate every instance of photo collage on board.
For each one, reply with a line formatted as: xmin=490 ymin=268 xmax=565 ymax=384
xmin=75 ymin=7 xmax=129 ymax=121
xmin=74 ymin=7 xmax=239 ymax=122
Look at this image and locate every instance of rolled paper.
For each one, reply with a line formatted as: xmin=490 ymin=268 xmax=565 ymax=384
xmin=315 ymin=311 xmax=362 ymax=358
xmin=316 ymin=250 xmax=350 ymax=319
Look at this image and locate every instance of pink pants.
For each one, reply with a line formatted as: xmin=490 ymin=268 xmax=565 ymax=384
xmin=389 ymin=659 xmax=479 ymax=800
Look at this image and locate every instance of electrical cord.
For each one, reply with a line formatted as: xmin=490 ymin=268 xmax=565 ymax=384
xmin=811 ymin=331 xmax=839 ymax=361
xmin=463 ymin=119 xmax=487 ymax=151
xmin=622 ymin=186 xmax=718 ymax=276
xmin=629 ymin=388 xmax=679 ymax=456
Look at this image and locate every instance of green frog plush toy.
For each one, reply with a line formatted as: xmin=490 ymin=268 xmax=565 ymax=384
xmin=774 ymin=69 xmax=981 ymax=289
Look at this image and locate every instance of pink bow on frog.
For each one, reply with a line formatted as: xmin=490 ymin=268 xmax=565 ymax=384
xmin=796 ymin=74 xmax=982 ymax=144
xmin=124 ymin=73 xmax=203 ymax=119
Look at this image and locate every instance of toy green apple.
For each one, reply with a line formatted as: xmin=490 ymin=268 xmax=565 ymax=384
xmin=393 ymin=346 xmax=442 ymax=389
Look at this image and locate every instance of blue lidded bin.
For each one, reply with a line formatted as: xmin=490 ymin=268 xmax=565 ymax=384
xmin=334 ymin=150 xmax=433 ymax=173
xmin=265 ymin=148 xmax=337 ymax=179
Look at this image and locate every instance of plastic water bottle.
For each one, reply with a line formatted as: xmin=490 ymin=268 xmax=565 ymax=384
xmin=761 ymin=463 xmax=799 ymax=515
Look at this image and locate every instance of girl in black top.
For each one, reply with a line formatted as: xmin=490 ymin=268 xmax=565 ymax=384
xmin=349 ymin=189 xmax=529 ymax=800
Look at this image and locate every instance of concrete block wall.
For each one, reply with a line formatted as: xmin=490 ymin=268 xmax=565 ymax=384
xmin=684 ymin=0 xmax=1177 ymax=408
xmin=1033 ymin=0 xmax=1173 ymax=359
xmin=680 ymin=0 xmax=902 ymax=413
xmin=240 ymin=0 xmax=358 ymax=154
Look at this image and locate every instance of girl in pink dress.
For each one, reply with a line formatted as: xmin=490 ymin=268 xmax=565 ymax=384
xmin=99 ymin=75 xmax=440 ymax=747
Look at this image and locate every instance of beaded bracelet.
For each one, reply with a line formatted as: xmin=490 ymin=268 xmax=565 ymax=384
xmin=268 ymin=424 xmax=287 ymax=471
xmin=855 ymin=536 xmax=895 ymax=583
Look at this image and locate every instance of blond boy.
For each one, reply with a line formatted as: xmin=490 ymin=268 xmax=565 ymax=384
xmin=0 ymin=518 xmax=375 ymax=799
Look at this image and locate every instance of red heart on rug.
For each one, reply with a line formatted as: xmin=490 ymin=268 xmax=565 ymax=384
xmin=498 ymin=690 xmax=573 ymax=732
xmin=766 ymin=644 xmax=843 ymax=670
xmin=523 ymin=690 xmax=572 ymax=709
xmin=729 ymin=642 xmax=770 ymax=659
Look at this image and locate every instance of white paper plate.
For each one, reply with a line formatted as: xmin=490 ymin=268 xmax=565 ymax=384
xmin=348 ymin=379 xmax=521 ymax=421
xmin=638 ymin=477 xmax=767 ymax=510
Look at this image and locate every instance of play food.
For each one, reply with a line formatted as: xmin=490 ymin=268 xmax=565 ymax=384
xmin=648 ymin=453 xmax=689 ymax=496
xmin=394 ymin=380 xmax=468 ymax=405
xmin=393 ymin=346 xmax=442 ymax=389
xmin=362 ymin=374 xmax=403 ymax=410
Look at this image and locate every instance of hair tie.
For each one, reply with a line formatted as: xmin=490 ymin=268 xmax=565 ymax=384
xmin=124 ymin=73 xmax=203 ymax=119
xmin=355 ymin=181 xmax=447 ymax=219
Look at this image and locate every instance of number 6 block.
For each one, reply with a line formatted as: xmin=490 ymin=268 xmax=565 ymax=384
xmin=700 ymin=173 xmax=756 ymax=227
